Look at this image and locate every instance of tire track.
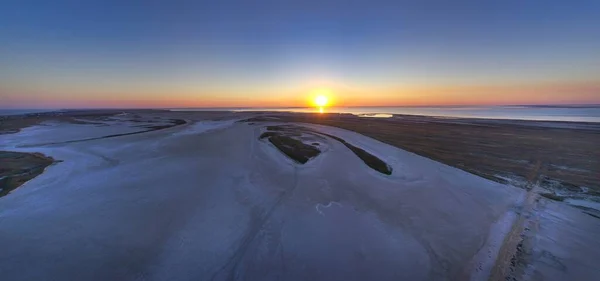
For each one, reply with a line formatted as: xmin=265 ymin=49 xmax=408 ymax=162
xmin=18 ymin=119 xmax=187 ymax=148
xmin=210 ymin=127 xmax=299 ymax=281
xmin=488 ymin=160 xmax=544 ymax=281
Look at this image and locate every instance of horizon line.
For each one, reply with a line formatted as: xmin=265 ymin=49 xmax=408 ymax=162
xmin=3 ymin=103 xmax=600 ymax=111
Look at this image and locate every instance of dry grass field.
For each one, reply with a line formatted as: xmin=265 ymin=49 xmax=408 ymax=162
xmin=245 ymin=113 xmax=600 ymax=195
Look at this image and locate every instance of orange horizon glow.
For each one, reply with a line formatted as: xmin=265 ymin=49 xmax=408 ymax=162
xmin=2 ymin=80 xmax=599 ymax=109
xmin=2 ymin=1 xmax=600 ymax=110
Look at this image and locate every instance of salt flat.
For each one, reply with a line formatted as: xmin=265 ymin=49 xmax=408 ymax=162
xmin=0 ymin=112 xmax=597 ymax=281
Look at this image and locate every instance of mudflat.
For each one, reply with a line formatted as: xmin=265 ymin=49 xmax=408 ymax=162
xmin=246 ymin=113 xmax=600 ymax=194
xmin=0 ymin=110 xmax=599 ymax=281
xmin=4 ymin=110 xmax=598 ymax=197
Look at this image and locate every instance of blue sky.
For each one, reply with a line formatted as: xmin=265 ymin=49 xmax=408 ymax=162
xmin=1 ymin=0 xmax=599 ymax=107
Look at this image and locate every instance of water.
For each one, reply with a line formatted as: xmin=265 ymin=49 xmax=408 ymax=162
xmin=3 ymin=106 xmax=598 ymax=123
xmin=172 ymin=106 xmax=600 ymax=123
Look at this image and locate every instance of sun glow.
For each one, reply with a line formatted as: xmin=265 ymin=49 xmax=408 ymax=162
xmin=315 ymin=95 xmax=328 ymax=107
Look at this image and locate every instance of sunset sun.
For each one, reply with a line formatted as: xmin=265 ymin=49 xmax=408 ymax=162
xmin=315 ymin=95 xmax=328 ymax=107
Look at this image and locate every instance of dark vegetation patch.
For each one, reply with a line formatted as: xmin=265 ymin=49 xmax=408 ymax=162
xmin=266 ymin=125 xmax=286 ymax=131
xmin=258 ymin=124 xmax=392 ymax=174
xmin=267 ymin=135 xmax=320 ymax=164
xmin=345 ymin=144 xmax=392 ymax=175
xmin=540 ymin=178 xmax=583 ymax=192
xmin=144 ymin=119 xmax=187 ymax=130
xmin=1 ymin=109 xmax=177 ymax=135
xmin=0 ymin=151 xmax=55 ymax=198
xmin=242 ymin=113 xmax=600 ymax=192
xmin=319 ymin=133 xmax=392 ymax=175
xmin=585 ymin=190 xmax=600 ymax=197
xmin=259 ymin=132 xmax=278 ymax=139
xmin=0 ymin=110 xmax=131 ymax=135
xmin=569 ymin=204 xmax=600 ymax=213
xmin=73 ymin=118 xmax=187 ymax=141
xmin=540 ymin=193 xmax=565 ymax=202
xmin=584 ymin=212 xmax=600 ymax=219
xmin=0 ymin=112 xmax=185 ymax=196
xmin=22 ymin=118 xmax=188 ymax=147
xmin=239 ymin=116 xmax=280 ymax=123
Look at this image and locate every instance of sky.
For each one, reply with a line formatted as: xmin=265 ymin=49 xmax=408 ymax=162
xmin=1 ymin=0 xmax=599 ymax=108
